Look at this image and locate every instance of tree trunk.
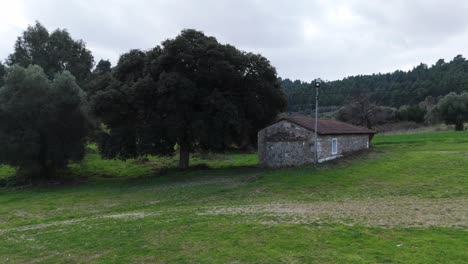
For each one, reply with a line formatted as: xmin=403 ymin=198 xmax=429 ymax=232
xmin=455 ymin=122 xmax=464 ymax=131
xmin=178 ymin=144 xmax=190 ymax=170
xmin=38 ymin=133 xmax=49 ymax=181
xmin=239 ymin=126 xmax=253 ymax=151
xmin=365 ymin=116 xmax=373 ymax=129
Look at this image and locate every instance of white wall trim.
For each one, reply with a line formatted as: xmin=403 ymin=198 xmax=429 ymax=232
xmin=318 ymin=155 xmax=343 ymax=163
xmin=331 ymin=138 xmax=338 ymax=155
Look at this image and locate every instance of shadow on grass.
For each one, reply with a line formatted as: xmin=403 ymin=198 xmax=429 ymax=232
xmin=1 ymin=148 xmax=382 ymax=190
xmin=127 ymin=148 xmax=382 ymax=187
xmin=124 ymin=163 xmax=263 ymax=186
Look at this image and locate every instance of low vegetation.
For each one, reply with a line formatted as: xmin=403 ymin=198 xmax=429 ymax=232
xmin=0 ymin=131 xmax=466 ymax=263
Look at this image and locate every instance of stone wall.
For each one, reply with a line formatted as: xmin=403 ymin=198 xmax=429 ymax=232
xmin=258 ymin=120 xmax=370 ymax=167
xmin=258 ymin=120 xmax=313 ymax=167
xmin=317 ymin=134 xmax=369 ymax=162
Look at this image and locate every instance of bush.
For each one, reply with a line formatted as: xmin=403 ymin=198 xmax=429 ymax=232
xmin=337 ymin=96 xmax=397 ymax=128
xmin=398 ymin=105 xmax=426 ymax=123
xmin=0 ymin=65 xmax=91 ymax=181
xmin=437 ymin=92 xmax=468 ymax=131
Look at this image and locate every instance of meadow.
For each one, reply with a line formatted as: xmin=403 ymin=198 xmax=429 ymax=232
xmin=0 ymin=131 xmax=467 ymax=263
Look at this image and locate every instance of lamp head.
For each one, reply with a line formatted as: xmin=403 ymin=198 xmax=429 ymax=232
xmin=314 ymin=78 xmax=322 ymax=88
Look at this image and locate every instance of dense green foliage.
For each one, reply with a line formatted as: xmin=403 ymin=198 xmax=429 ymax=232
xmin=398 ymin=104 xmax=426 ymax=123
xmin=337 ymin=95 xmax=397 ymax=128
xmin=437 ymin=92 xmax=468 ymax=130
xmin=0 ymin=65 xmax=90 ymax=180
xmin=91 ymin=29 xmax=286 ymax=169
xmin=283 ymin=55 xmax=468 ymax=111
xmin=0 ymin=131 xmax=466 ymax=262
xmin=93 ymin=59 xmax=111 ymax=75
xmin=7 ymin=22 xmax=94 ymax=85
xmin=0 ymin=62 xmax=5 ymax=87
xmin=83 ymin=63 xmax=113 ymax=98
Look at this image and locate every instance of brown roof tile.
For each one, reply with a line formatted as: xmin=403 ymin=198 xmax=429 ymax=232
xmin=280 ymin=116 xmax=376 ymax=135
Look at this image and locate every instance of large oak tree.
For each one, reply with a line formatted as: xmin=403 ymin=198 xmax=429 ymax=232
xmin=92 ymin=29 xmax=286 ymax=169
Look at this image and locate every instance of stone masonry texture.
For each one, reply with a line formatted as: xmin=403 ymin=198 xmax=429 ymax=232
xmin=258 ymin=120 xmax=370 ymax=167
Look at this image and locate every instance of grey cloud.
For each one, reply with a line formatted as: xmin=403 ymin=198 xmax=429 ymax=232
xmin=1 ymin=0 xmax=468 ymax=80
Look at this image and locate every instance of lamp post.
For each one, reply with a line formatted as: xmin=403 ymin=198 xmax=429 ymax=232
xmin=313 ymin=78 xmax=322 ymax=164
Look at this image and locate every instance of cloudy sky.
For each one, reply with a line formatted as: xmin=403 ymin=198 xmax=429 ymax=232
xmin=1 ymin=0 xmax=467 ymax=81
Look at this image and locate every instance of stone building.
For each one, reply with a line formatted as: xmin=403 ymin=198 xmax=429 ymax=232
xmin=258 ymin=116 xmax=376 ymax=167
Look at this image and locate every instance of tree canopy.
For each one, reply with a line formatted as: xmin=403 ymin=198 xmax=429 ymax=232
xmin=282 ymin=55 xmax=468 ymax=112
xmin=0 ymin=65 xmax=91 ymax=180
xmin=91 ymin=29 xmax=286 ymax=169
xmin=398 ymin=105 xmax=426 ymax=123
xmin=437 ymin=92 xmax=468 ymax=131
xmin=0 ymin=62 xmax=5 ymax=87
xmin=93 ymin=59 xmax=112 ymax=75
xmin=7 ymin=22 xmax=94 ymax=85
xmin=84 ymin=59 xmax=113 ymax=97
xmin=337 ymin=95 xmax=397 ymax=129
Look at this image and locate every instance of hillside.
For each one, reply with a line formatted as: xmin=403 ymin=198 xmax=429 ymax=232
xmin=0 ymin=131 xmax=466 ymax=263
xmin=282 ymin=55 xmax=468 ymax=112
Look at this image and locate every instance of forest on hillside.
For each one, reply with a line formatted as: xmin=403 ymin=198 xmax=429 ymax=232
xmin=282 ymin=55 xmax=468 ymax=113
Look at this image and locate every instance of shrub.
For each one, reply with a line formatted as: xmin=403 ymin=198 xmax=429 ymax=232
xmin=398 ymin=105 xmax=426 ymax=123
xmin=0 ymin=65 xmax=91 ymax=181
xmin=437 ymin=92 xmax=468 ymax=131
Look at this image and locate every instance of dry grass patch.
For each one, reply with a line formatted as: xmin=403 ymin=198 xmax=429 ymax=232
xmin=0 ymin=212 xmax=160 ymax=236
xmin=201 ymin=197 xmax=468 ymax=228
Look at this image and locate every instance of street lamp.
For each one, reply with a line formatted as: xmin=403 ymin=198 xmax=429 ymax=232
xmin=313 ymin=78 xmax=322 ymax=164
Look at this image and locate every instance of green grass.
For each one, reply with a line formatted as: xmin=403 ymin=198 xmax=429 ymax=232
xmin=0 ymin=166 xmax=15 ymax=179
xmin=0 ymin=131 xmax=467 ymax=263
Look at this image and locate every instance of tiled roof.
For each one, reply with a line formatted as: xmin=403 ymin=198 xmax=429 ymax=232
xmin=279 ymin=116 xmax=376 ymax=135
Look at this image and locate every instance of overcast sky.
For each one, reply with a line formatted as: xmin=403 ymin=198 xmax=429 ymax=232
xmin=1 ymin=0 xmax=468 ymax=81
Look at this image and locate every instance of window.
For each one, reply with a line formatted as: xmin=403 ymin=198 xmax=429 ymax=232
xmin=332 ymin=138 xmax=338 ymax=155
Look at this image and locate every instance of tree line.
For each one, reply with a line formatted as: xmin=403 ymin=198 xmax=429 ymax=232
xmin=0 ymin=22 xmax=286 ymax=182
xmin=282 ymin=55 xmax=468 ymax=130
xmin=283 ymin=55 xmax=468 ymax=109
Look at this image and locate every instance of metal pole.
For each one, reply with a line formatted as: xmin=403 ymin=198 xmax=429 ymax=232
xmin=314 ymin=85 xmax=319 ymax=164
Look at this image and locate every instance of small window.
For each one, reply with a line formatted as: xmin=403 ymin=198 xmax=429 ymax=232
xmin=332 ymin=138 xmax=338 ymax=155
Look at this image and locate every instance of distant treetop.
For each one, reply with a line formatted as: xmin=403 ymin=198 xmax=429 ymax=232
xmin=282 ymin=54 xmax=468 ymax=111
xmin=7 ymin=21 xmax=94 ymax=85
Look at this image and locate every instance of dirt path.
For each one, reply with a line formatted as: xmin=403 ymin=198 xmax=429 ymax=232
xmin=0 ymin=198 xmax=466 ymax=235
xmin=202 ymin=198 xmax=468 ymax=228
xmin=0 ymin=212 xmax=158 ymax=236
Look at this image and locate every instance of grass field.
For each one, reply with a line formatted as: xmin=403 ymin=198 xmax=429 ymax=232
xmin=0 ymin=131 xmax=467 ymax=263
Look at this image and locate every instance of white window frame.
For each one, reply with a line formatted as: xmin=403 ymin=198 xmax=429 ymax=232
xmin=331 ymin=138 xmax=338 ymax=155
